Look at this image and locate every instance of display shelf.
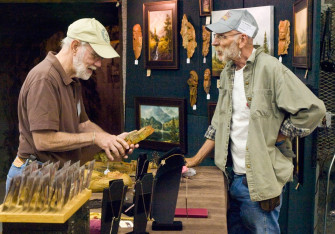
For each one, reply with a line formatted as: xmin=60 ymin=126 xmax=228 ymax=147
xmin=0 ymin=189 xmax=92 ymax=223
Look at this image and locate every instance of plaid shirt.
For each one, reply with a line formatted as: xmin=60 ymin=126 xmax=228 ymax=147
xmin=205 ymin=118 xmax=311 ymax=140
xmin=280 ymin=118 xmax=310 ymax=138
xmin=204 ymin=125 xmax=216 ymax=140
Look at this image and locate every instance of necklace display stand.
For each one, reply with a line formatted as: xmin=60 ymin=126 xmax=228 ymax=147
xmin=123 ymin=152 xmax=149 ymax=217
xmin=127 ymin=173 xmax=153 ymax=234
xmin=151 ymin=147 xmax=185 ymax=231
xmin=101 ymin=179 xmax=127 ymax=234
xmin=136 ymin=152 xmax=149 ymax=181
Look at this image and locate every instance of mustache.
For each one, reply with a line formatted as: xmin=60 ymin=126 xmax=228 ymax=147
xmin=214 ymin=46 xmax=223 ymax=53
xmin=88 ymin=66 xmax=97 ymax=70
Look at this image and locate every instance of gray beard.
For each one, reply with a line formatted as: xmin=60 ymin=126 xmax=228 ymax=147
xmin=73 ymin=47 xmax=92 ymax=80
xmin=223 ymin=41 xmax=240 ymax=62
xmin=216 ymin=40 xmax=240 ymax=63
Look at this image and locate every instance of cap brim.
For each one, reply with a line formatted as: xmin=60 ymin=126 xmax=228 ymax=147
xmin=206 ymin=21 xmax=233 ymax=34
xmin=90 ymin=43 xmax=119 ymax=59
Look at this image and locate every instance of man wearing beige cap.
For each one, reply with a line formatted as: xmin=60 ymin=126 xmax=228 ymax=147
xmin=6 ymin=18 xmax=137 ymax=193
xmin=186 ymin=9 xmax=325 ymax=233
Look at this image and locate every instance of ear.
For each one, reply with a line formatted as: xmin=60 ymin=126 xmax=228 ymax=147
xmin=238 ymin=34 xmax=248 ymax=49
xmin=70 ymin=40 xmax=80 ymax=55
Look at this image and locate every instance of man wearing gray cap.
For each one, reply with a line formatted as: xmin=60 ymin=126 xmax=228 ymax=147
xmin=186 ymin=9 xmax=325 ymax=233
xmin=6 ymin=18 xmax=137 ymax=193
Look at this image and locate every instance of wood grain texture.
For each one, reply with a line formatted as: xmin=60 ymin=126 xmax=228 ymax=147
xmin=114 ymin=166 xmax=228 ymax=234
xmin=0 ymin=189 xmax=92 ymax=223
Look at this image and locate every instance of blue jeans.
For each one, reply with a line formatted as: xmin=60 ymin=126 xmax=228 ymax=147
xmin=228 ymin=174 xmax=282 ymax=234
xmin=5 ymin=158 xmax=29 ymax=194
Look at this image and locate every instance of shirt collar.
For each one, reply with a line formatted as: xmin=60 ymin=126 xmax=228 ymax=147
xmin=246 ymin=47 xmax=263 ymax=64
xmin=46 ymin=52 xmax=74 ymax=86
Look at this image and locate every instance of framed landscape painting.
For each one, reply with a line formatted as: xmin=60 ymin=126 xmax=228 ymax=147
xmin=199 ymin=0 xmax=213 ymax=16
xmin=143 ymin=0 xmax=179 ymax=69
xmin=135 ymin=97 xmax=186 ymax=153
xmin=211 ymin=6 xmax=274 ymax=76
xmin=293 ymin=0 xmax=313 ymax=68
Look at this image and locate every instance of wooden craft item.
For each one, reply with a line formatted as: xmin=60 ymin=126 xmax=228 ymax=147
xmin=187 ymin=70 xmax=198 ymax=107
xmin=202 ymin=26 xmax=211 ymax=57
xmin=133 ymin=24 xmax=142 ymax=60
xmin=278 ymin=20 xmax=290 ymax=56
xmin=88 ymin=170 xmax=133 ymax=192
xmin=125 ymin=125 xmax=154 ymax=145
xmin=0 ymin=189 xmax=91 ymax=223
xmin=180 ymin=14 xmax=197 ymax=59
xmin=203 ymin=68 xmax=211 ymax=94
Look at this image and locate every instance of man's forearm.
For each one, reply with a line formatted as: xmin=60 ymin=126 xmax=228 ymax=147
xmin=186 ymin=139 xmax=215 ymax=167
xmin=196 ymin=139 xmax=215 ymax=161
xmin=33 ymin=131 xmax=94 ymax=152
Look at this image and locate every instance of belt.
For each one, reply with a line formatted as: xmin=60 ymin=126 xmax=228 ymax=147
xmin=13 ymin=155 xmax=37 ymax=167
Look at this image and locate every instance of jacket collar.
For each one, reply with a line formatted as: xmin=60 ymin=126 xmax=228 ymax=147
xmin=224 ymin=47 xmax=264 ymax=73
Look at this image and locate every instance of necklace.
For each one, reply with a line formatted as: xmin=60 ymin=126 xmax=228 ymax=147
xmin=158 ymin=153 xmax=185 ymax=169
xmin=108 ymin=184 xmax=127 ymax=233
xmin=139 ymin=180 xmax=149 ymax=220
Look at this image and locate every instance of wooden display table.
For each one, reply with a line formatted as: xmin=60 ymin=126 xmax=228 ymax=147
xmin=91 ymin=166 xmax=228 ymax=234
xmin=0 ymin=189 xmax=92 ymax=234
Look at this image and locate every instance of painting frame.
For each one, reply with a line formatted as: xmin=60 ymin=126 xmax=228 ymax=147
xmin=199 ymin=0 xmax=213 ymax=16
xmin=292 ymin=0 xmax=313 ymax=69
xmin=292 ymin=136 xmax=304 ymax=185
xmin=208 ymin=102 xmax=217 ymax=125
xmin=143 ymin=0 xmax=179 ymax=69
xmin=135 ymin=97 xmax=186 ymax=153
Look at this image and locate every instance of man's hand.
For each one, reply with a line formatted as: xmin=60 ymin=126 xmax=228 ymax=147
xmin=276 ymin=133 xmax=296 ymax=158
xmin=276 ymin=132 xmax=287 ymax=143
xmin=185 ymin=156 xmax=202 ymax=167
xmin=94 ymin=132 xmax=129 ymax=161
xmin=118 ymin=132 xmax=139 ymax=157
xmin=185 ymin=139 xmax=215 ymax=167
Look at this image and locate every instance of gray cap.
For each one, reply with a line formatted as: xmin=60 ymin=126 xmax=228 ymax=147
xmin=206 ymin=10 xmax=259 ymax=38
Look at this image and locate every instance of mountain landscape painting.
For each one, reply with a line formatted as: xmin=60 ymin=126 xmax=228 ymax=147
xmin=140 ymin=105 xmax=179 ymax=143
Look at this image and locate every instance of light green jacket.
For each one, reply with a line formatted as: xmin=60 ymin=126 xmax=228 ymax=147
xmin=211 ymin=47 xmax=326 ymax=201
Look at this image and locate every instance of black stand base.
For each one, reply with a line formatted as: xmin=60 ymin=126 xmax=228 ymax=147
xmin=126 ymin=232 xmax=149 ymax=234
xmin=152 ymin=221 xmax=183 ymax=231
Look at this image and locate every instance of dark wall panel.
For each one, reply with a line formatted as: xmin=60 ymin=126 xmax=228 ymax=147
xmin=125 ymin=1 xmax=321 ymax=233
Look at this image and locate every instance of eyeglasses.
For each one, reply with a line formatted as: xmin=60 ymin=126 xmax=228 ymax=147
xmin=213 ymin=33 xmax=241 ymax=40
xmin=86 ymin=45 xmax=103 ymax=62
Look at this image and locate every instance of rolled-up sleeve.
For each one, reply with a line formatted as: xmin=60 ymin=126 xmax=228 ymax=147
xmin=276 ymin=67 xmax=326 ymax=137
xmin=204 ymin=125 xmax=216 ymax=140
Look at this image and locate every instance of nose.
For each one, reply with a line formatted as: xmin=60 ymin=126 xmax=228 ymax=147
xmin=212 ymin=38 xmax=219 ymax=46
xmin=94 ymin=59 xmax=102 ymax=67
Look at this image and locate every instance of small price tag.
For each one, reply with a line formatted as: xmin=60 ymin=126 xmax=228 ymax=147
xmin=135 ymin=60 xmax=138 ymax=65
xmin=206 ymin=16 xmax=211 ymax=25
xmin=192 ymin=105 xmax=197 ymax=110
xmin=203 ymin=57 xmax=206 ymax=63
xmin=187 ymin=58 xmax=190 ymax=64
xmin=217 ymin=79 xmax=220 ymax=88
xmin=304 ymin=69 xmax=308 ymax=79
xmin=207 ymin=94 xmax=210 ymax=100
xmin=120 ymin=220 xmax=133 ymax=228
xmin=147 ymin=69 xmax=151 ymax=77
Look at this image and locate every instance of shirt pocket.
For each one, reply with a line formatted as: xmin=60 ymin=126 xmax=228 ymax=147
xmin=250 ymin=89 xmax=273 ymax=119
xmin=218 ymin=88 xmax=230 ymax=114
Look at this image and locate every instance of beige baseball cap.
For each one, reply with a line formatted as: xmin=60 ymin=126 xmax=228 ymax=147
xmin=67 ymin=18 xmax=119 ymax=58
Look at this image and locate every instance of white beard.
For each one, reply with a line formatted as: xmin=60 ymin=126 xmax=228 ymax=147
xmin=73 ymin=47 xmax=96 ymax=80
xmin=215 ymin=39 xmax=240 ymax=62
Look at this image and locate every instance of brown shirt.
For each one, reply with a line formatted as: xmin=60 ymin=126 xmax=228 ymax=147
xmin=17 ymin=52 xmax=89 ymax=164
